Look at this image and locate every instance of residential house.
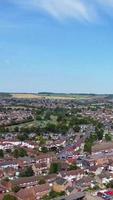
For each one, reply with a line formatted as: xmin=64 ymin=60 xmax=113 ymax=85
xmin=52 ymin=177 xmax=71 ymax=193
xmin=4 ymin=176 xmax=38 ymax=190
xmin=16 ymin=183 xmax=50 ymax=200
xmin=32 ymin=163 xmax=48 ymax=175
xmin=36 ymin=153 xmax=56 ymax=168
xmin=60 ymin=169 xmax=84 ymax=181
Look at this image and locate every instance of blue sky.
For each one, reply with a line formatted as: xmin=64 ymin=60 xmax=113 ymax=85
xmin=0 ymin=0 xmax=113 ymax=94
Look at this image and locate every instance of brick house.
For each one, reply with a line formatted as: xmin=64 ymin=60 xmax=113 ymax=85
xmin=16 ymin=183 xmax=50 ymax=200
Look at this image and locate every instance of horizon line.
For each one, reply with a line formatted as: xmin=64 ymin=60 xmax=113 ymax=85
xmin=0 ymin=91 xmax=112 ymax=95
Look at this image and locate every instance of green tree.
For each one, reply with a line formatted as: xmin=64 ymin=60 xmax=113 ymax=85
xmin=19 ymin=148 xmax=27 ymax=157
xmin=73 ymin=125 xmax=80 ymax=132
xmin=84 ymin=141 xmax=92 ymax=154
xmin=0 ymin=149 xmax=4 ymax=158
xmin=3 ymin=194 xmax=17 ymax=200
xmin=96 ymin=128 xmax=104 ymax=141
xmin=38 ymin=178 xmax=46 ymax=185
xmin=56 ymin=124 xmax=68 ymax=134
xmin=44 ymin=111 xmax=51 ymax=120
xmin=13 ymin=148 xmax=27 ymax=158
xmin=13 ymin=149 xmax=19 ymax=158
xmin=42 ymin=190 xmax=65 ymax=199
xmin=50 ymin=163 xmax=61 ymax=174
xmin=36 ymin=135 xmax=46 ymax=145
xmin=1 ymin=177 xmax=9 ymax=185
xmin=0 ymin=127 xmax=8 ymax=133
xmin=106 ymin=180 xmax=113 ymax=188
xmin=45 ymin=123 xmax=57 ymax=133
xmin=57 ymin=112 xmax=66 ymax=123
xmin=19 ymin=166 xmax=34 ymax=177
xmin=105 ymin=133 xmax=112 ymax=142
xmin=41 ymin=147 xmax=48 ymax=153
xmin=89 ymin=134 xmax=97 ymax=143
xmin=68 ymin=164 xmax=78 ymax=171
xmin=17 ymin=133 xmax=29 ymax=141
xmin=96 ymin=122 xmax=103 ymax=129
xmin=36 ymin=115 xmax=42 ymax=120
xmin=14 ymin=126 xmax=19 ymax=132
xmin=12 ymin=185 xmax=20 ymax=193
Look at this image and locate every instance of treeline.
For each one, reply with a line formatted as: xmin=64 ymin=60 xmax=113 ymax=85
xmin=0 ymin=93 xmax=12 ymax=98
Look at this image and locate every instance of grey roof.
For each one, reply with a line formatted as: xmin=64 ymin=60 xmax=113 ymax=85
xmin=0 ymin=161 xmax=18 ymax=167
xmin=55 ymin=177 xmax=67 ymax=185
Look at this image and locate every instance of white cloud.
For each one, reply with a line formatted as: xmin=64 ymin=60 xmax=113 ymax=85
xmin=8 ymin=0 xmax=113 ymax=22
xmin=36 ymin=0 xmax=96 ymax=22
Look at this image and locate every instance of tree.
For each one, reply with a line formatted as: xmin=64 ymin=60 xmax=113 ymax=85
xmin=17 ymin=133 xmax=29 ymax=141
xmin=49 ymin=191 xmax=65 ymax=198
xmin=96 ymin=128 xmax=104 ymax=141
xmin=6 ymin=149 xmax=12 ymax=154
xmin=57 ymin=112 xmax=66 ymax=123
xmin=89 ymin=134 xmax=97 ymax=143
xmin=19 ymin=148 xmax=27 ymax=157
xmin=0 ymin=127 xmax=8 ymax=133
xmin=1 ymin=177 xmax=9 ymax=185
xmin=57 ymin=115 xmax=63 ymax=122
xmin=3 ymin=194 xmax=17 ymax=200
xmin=56 ymin=124 xmax=68 ymax=134
xmin=68 ymin=164 xmax=78 ymax=171
xmin=50 ymin=163 xmax=61 ymax=174
xmin=36 ymin=115 xmax=42 ymax=120
xmin=96 ymin=122 xmax=103 ymax=129
xmin=105 ymin=133 xmax=112 ymax=142
xmin=45 ymin=123 xmax=57 ymax=133
xmin=41 ymin=147 xmax=48 ymax=153
xmin=12 ymin=185 xmax=20 ymax=193
xmin=19 ymin=166 xmax=34 ymax=177
xmin=13 ymin=148 xmax=27 ymax=158
xmin=0 ymin=149 xmax=4 ymax=158
xmin=13 ymin=149 xmax=19 ymax=158
xmin=44 ymin=111 xmax=51 ymax=120
xmin=14 ymin=126 xmax=19 ymax=132
xmin=38 ymin=178 xmax=46 ymax=185
xmin=36 ymin=135 xmax=46 ymax=146
xmin=84 ymin=141 xmax=92 ymax=154
xmin=73 ymin=125 xmax=80 ymax=132
xmin=106 ymin=180 xmax=113 ymax=188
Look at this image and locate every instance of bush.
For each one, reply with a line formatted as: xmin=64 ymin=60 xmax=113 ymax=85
xmin=3 ymin=194 xmax=17 ymax=200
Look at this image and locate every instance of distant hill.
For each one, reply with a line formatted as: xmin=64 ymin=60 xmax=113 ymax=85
xmin=38 ymin=92 xmax=96 ymax=96
xmin=0 ymin=93 xmax=12 ymax=98
xmin=0 ymin=92 xmax=111 ymax=100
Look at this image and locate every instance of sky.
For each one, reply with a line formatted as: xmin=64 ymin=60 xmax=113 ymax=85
xmin=0 ymin=0 xmax=113 ymax=94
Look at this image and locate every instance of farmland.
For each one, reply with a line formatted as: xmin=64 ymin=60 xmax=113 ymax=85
xmin=11 ymin=93 xmax=103 ymax=100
